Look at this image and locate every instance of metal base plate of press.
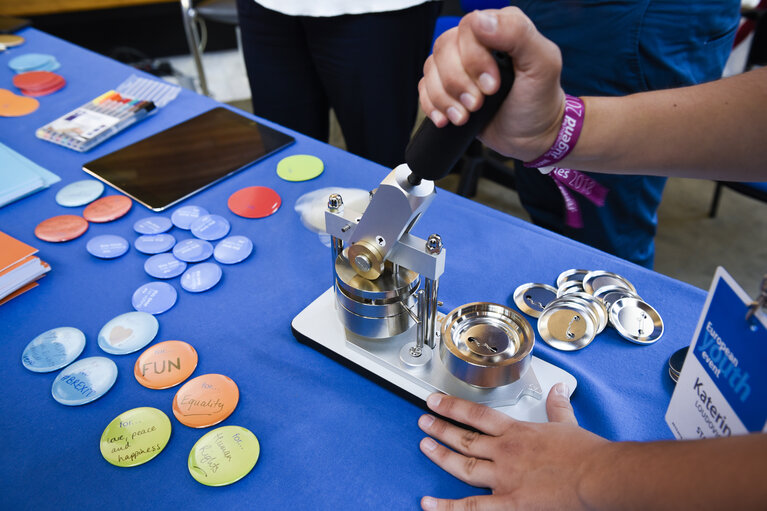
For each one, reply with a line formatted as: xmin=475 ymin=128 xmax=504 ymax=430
xmin=292 ymin=288 xmax=578 ymax=422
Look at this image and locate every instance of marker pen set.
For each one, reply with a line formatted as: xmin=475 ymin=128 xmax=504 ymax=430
xmin=36 ymin=90 xmax=157 ymax=152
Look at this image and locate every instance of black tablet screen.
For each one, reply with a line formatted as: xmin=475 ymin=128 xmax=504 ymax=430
xmin=83 ymin=107 xmax=295 ymax=211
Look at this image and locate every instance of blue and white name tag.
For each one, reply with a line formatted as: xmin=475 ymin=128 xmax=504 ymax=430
xmin=666 ymin=267 xmax=766 ymax=438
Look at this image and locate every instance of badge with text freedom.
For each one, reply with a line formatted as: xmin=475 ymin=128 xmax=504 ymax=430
xmin=666 ymin=267 xmax=766 ymax=439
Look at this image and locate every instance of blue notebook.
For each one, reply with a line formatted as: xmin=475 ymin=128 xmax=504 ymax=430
xmin=0 ymin=143 xmax=60 ymax=207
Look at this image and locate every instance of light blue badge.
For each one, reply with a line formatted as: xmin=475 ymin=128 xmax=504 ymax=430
xmin=132 ymin=282 xmax=178 ymax=315
xmin=144 ymin=253 xmax=187 ymax=279
xmin=86 ymin=234 xmax=130 ymax=259
xmin=134 ymin=233 xmax=176 ymax=254
xmin=134 ymin=216 xmax=173 ymax=235
xmin=38 ymin=60 xmax=61 ymax=72
xmin=98 ymin=311 xmax=159 ymax=355
xmin=55 ymin=180 xmax=104 ymax=207
xmin=51 ymin=357 xmax=118 ymax=406
xmin=22 ymin=327 xmax=86 ymax=373
xmin=9 ymin=53 xmax=56 ymax=72
xmin=173 ymin=238 xmax=214 ymax=263
xmin=181 ymin=262 xmax=223 ymax=293
xmin=214 ymin=235 xmax=253 ymax=264
xmin=190 ymin=214 xmax=231 ymax=241
xmin=171 ymin=205 xmax=209 ymax=230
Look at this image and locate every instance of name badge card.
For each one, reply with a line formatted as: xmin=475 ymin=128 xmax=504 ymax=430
xmin=666 ymin=267 xmax=766 ymax=439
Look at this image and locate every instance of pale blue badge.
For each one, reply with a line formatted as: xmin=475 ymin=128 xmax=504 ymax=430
xmin=181 ymin=262 xmax=222 ymax=293
xmin=9 ymin=53 xmax=57 ymax=72
xmin=171 ymin=205 xmax=209 ymax=230
xmin=214 ymin=235 xmax=253 ymax=264
xmin=133 ymin=216 xmax=173 ymax=235
xmin=51 ymin=356 xmax=118 ymax=406
xmin=55 ymin=180 xmax=104 ymax=207
xmin=132 ymin=282 xmax=178 ymax=315
xmin=144 ymin=253 xmax=187 ymax=279
xmin=22 ymin=327 xmax=86 ymax=373
xmin=190 ymin=214 xmax=231 ymax=241
xmin=134 ymin=233 xmax=176 ymax=254
xmin=86 ymin=234 xmax=130 ymax=259
xmin=98 ymin=311 xmax=159 ymax=355
xmin=173 ymin=238 xmax=214 ymax=263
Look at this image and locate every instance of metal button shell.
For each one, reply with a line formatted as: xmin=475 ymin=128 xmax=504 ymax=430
xmin=582 ymin=270 xmax=637 ymax=295
xmin=609 ymin=297 xmax=664 ymax=344
xmin=556 ymin=269 xmax=589 ymax=288
xmin=537 ymin=299 xmax=597 ymax=351
xmin=513 ymin=283 xmax=557 ymax=318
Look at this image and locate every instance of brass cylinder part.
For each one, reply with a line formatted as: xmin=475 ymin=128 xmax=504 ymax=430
xmin=348 ymin=239 xmax=385 ymax=280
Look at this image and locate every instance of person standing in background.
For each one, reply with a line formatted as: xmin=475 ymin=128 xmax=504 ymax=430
xmin=505 ymin=1 xmax=741 ymax=268
xmin=235 ymin=0 xmax=442 ymax=169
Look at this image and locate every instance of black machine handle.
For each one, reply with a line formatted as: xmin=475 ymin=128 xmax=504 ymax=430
xmin=405 ymin=51 xmax=515 ymax=184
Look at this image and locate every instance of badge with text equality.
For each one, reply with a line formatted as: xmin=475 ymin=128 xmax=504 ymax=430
xmin=666 ymin=267 xmax=767 ymax=439
xmin=173 ymin=374 xmax=239 ymax=428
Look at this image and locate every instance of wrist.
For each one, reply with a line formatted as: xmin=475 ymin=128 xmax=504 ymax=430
xmin=525 ymin=94 xmax=585 ymax=169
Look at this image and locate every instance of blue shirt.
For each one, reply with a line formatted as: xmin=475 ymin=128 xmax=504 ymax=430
xmin=511 ymin=0 xmax=740 ymax=267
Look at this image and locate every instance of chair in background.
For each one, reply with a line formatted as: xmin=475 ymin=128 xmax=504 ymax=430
xmin=179 ymin=0 xmax=239 ymax=96
xmin=709 ymin=182 xmax=767 ymax=218
xmin=431 ymin=0 xmax=516 ymax=197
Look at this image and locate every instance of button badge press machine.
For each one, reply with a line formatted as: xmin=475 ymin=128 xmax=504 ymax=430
xmin=292 ymin=54 xmax=576 ymax=421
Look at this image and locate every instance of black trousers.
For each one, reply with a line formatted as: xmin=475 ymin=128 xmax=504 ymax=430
xmin=236 ymin=0 xmax=441 ymax=169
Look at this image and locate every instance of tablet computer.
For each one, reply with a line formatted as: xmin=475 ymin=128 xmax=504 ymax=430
xmin=82 ymin=107 xmax=295 ymax=211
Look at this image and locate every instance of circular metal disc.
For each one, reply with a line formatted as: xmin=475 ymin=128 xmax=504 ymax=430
xmin=556 ymin=269 xmax=590 ymax=288
xmin=537 ymin=300 xmax=597 ymax=351
xmin=609 ymin=297 xmax=664 ymax=344
xmin=513 ymin=283 xmax=557 ymax=318
xmin=399 ymin=343 xmax=432 ymax=367
xmin=582 ymin=270 xmax=637 ymax=295
xmin=669 ymin=346 xmax=688 ymax=375
xmin=557 ymin=280 xmax=584 ymax=297
xmin=558 ymin=292 xmax=608 ymax=334
xmin=593 ymin=284 xmax=640 ymax=310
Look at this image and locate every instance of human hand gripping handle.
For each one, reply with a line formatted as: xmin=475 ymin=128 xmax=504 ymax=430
xmin=418 ymin=385 xmax=610 ymax=510
xmin=417 ymin=8 xmax=567 ymax=164
xmin=405 ymin=50 xmax=514 ymax=183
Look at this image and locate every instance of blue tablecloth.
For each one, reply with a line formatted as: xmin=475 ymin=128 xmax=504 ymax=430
xmin=0 ymin=29 xmax=707 ymax=510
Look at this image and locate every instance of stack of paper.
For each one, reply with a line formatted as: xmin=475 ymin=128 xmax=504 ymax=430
xmin=0 ymin=230 xmax=50 ymax=305
xmin=0 ymin=143 xmax=60 ymax=207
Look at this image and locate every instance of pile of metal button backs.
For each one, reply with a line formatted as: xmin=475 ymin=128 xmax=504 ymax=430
xmin=513 ymin=269 xmax=664 ymax=351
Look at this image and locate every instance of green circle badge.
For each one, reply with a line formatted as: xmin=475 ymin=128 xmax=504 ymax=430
xmin=276 ymin=154 xmax=324 ymax=182
xmin=188 ymin=425 xmax=260 ymax=486
xmin=100 ymin=407 xmax=172 ymax=467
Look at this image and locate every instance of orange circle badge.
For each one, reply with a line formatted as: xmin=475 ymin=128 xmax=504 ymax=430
xmin=83 ymin=195 xmax=133 ymax=223
xmin=134 ymin=340 xmax=198 ymax=390
xmin=34 ymin=215 xmax=88 ymax=242
xmin=172 ymin=374 xmax=239 ymax=428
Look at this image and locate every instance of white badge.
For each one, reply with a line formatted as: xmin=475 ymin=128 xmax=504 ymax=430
xmin=666 ymin=267 xmax=767 ymax=439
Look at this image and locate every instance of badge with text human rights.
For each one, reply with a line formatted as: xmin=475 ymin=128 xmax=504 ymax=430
xmin=666 ymin=267 xmax=766 ymax=439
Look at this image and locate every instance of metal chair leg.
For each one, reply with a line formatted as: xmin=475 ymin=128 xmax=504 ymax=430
xmin=709 ymin=181 xmax=724 ymax=218
xmin=180 ymin=0 xmax=210 ymax=96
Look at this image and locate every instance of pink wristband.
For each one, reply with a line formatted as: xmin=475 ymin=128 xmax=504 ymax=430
xmin=525 ymin=95 xmax=585 ymax=169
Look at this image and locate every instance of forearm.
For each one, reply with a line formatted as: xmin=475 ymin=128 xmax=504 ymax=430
xmin=558 ymin=68 xmax=767 ymax=181
xmin=578 ymin=433 xmax=767 ymax=511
